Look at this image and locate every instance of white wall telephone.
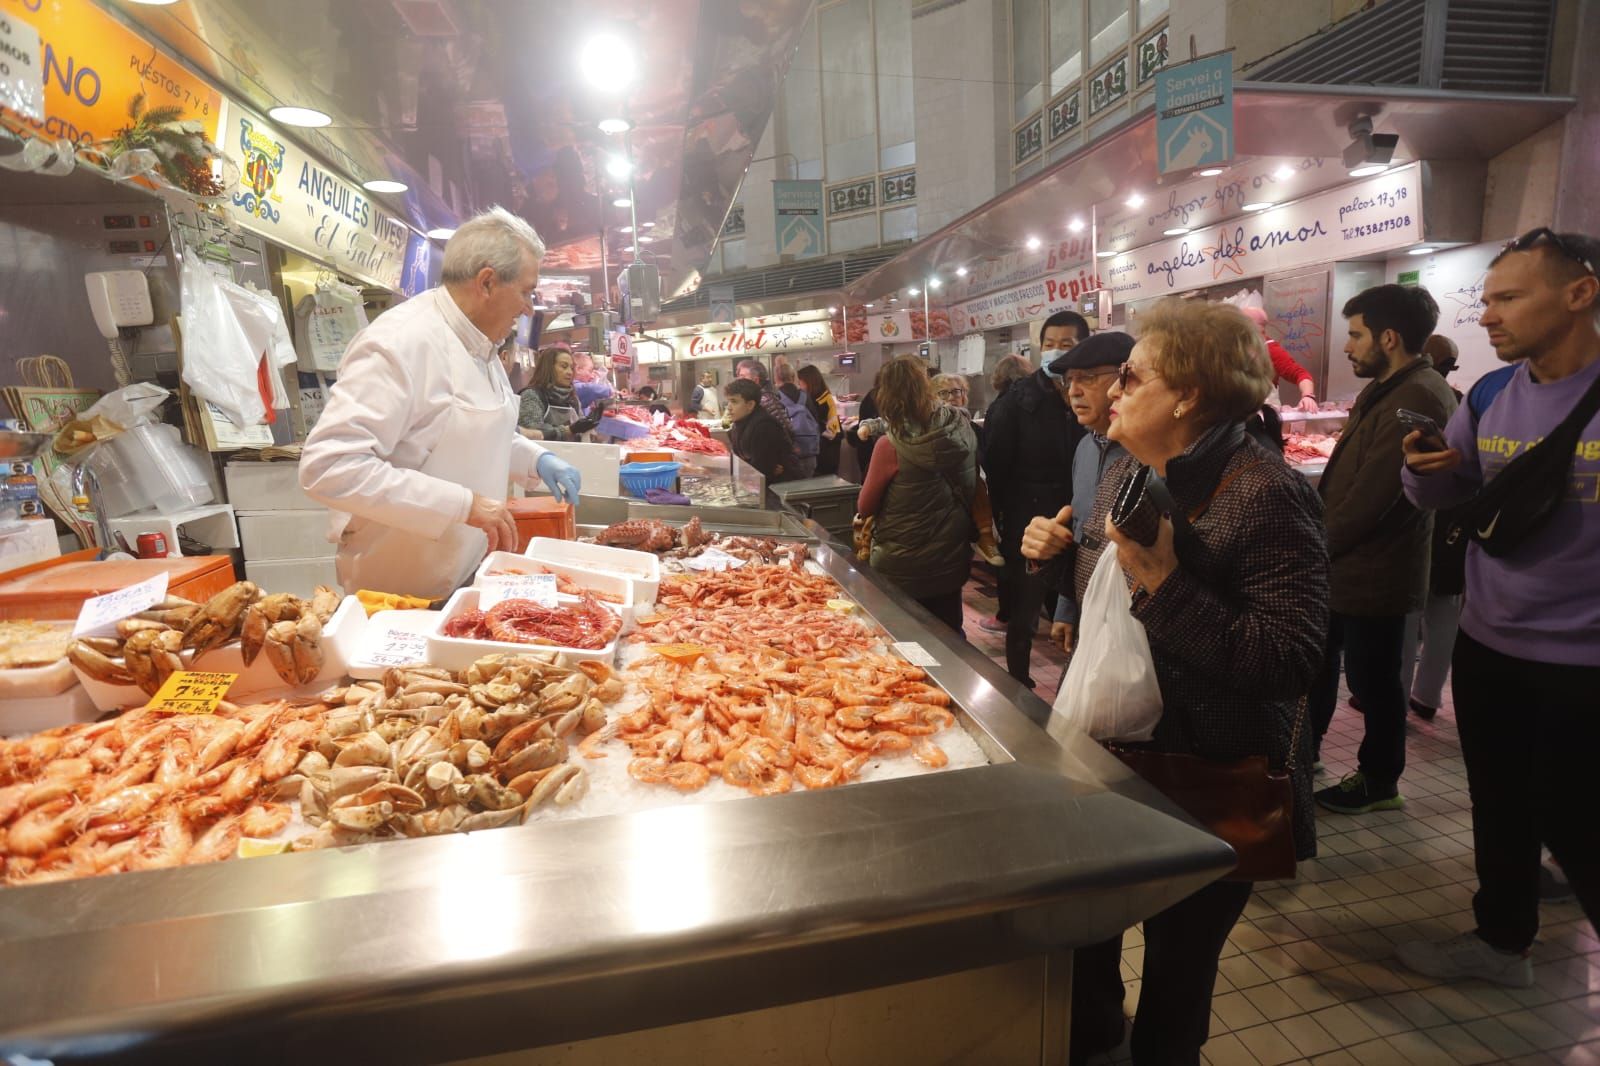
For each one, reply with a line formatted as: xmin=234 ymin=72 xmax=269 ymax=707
xmin=84 ymin=270 xmax=154 ymax=339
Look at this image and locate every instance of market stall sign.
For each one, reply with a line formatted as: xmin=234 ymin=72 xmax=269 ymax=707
xmin=949 ymin=253 xmax=1102 ymax=333
xmin=1048 ymin=88 xmax=1081 ymax=142
xmin=942 ymin=236 xmax=1094 ymax=305
xmin=774 ymin=179 xmax=824 ymax=259
xmin=1088 ymin=55 xmax=1128 ymax=117
xmin=825 ymin=177 xmax=875 ymax=218
xmin=881 ymin=169 xmax=916 ymax=204
xmin=149 ymin=670 xmax=238 ymax=715
xmin=0 ymin=0 xmax=221 ymax=147
xmin=1101 ymin=165 xmax=1424 ymax=304
xmin=1099 ymin=156 xmax=1333 ymax=254
xmin=72 ymin=571 xmax=168 ymax=638
xmin=867 ymin=310 xmax=913 ymax=343
xmin=216 ymin=102 xmax=409 ymax=292
xmin=1155 ymin=50 xmax=1233 ymax=175
xmin=1013 ymin=113 xmax=1043 ymax=167
xmin=0 ymin=7 xmax=42 ymax=121
xmin=680 ymin=319 xmax=833 ymax=358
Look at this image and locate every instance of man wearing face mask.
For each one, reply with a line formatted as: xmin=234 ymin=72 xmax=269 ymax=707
xmin=1309 ymin=284 xmax=1455 ymax=815
xmin=980 ymin=310 xmax=1090 ymax=686
xmin=301 ymin=207 xmax=582 ymax=601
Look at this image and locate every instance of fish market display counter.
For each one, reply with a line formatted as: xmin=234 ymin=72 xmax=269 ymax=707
xmin=0 ymin=540 xmax=1232 ymax=1066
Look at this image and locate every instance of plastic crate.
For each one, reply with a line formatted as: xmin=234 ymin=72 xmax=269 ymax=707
xmin=619 ymin=461 xmax=682 ymax=498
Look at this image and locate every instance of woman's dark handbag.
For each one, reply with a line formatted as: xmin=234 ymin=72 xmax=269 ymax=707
xmin=1442 ymin=368 xmax=1600 ymax=560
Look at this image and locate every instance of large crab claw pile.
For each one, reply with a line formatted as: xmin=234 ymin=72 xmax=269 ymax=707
xmin=64 ymin=587 xmax=258 ymax=696
xmin=292 ymin=654 xmax=622 ymax=850
xmin=240 ymin=586 xmax=341 ymax=685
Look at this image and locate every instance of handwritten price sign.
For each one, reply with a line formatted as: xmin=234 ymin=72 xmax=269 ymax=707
xmin=73 ymin=573 xmax=170 ymax=638
xmin=359 ymin=625 xmax=430 ymax=668
xmin=478 ymin=574 xmax=558 ymax=610
xmin=149 ymin=671 xmax=237 ymax=715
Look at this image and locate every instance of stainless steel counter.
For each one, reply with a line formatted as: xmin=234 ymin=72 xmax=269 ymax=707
xmin=0 ymin=541 xmax=1232 ymax=1065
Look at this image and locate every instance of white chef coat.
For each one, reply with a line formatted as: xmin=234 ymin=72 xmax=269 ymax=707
xmin=300 ymin=287 xmax=547 ymax=594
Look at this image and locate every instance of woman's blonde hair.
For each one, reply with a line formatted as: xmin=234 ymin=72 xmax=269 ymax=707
xmin=1138 ymin=299 xmax=1273 ymax=423
xmin=876 ymin=356 xmax=937 ymax=436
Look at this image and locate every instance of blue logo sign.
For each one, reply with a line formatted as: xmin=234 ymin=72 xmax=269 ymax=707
xmin=1155 ymin=53 xmax=1234 ymax=176
xmin=773 ymin=180 xmax=824 ymax=260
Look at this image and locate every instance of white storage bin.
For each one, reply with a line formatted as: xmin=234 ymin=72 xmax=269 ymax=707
xmin=225 ymin=461 xmax=320 ymax=511
xmin=245 ymin=557 xmax=341 ymax=599
xmin=427 ymin=586 xmax=619 ymax=673
xmin=72 ymin=653 xmax=188 ymax=712
xmin=530 ymin=440 xmax=622 ymax=499
xmin=190 ymin=594 xmax=364 ymax=700
xmin=108 ymin=504 xmax=239 ymax=555
xmin=524 ymin=537 xmax=660 ymax=609
xmin=237 ymin=510 xmax=336 ymax=561
xmin=473 ymin=551 xmax=636 ymax=630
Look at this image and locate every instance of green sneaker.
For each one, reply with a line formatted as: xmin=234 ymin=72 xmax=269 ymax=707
xmin=1315 ymin=771 xmax=1404 ymax=814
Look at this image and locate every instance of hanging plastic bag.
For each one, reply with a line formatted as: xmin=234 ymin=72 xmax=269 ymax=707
xmin=179 ymin=256 xmax=266 ymax=429
xmin=1049 ymin=543 xmax=1164 ymax=744
xmin=297 ymin=288 xmax=368 ymax=372
xmin=83 ymin=382 xmax=170 ymax=430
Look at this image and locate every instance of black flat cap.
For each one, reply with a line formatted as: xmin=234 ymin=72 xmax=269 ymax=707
xmin=1046 ymin=331 xmax=1136 ymax=375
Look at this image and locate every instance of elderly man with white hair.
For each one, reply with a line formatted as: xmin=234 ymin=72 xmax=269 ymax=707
xmin=301 ymin=207 xmax=581 ymax=600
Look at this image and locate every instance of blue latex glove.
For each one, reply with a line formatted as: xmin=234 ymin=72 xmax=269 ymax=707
xmin=536 ymin=452 xmax=581 ymax=504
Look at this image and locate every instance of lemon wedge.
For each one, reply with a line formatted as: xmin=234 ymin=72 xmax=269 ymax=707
xmin=825 ymin=599 xmax=856 ymax=613
xmin=237 ymin=838 xmax=291 ymax=859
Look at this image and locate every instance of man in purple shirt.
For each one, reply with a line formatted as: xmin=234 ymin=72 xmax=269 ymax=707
xmin=1396 ymin=228 xmax=1600 ymax=989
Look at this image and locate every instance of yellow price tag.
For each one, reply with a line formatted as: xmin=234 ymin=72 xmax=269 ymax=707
xmin=148 ymin=671 xmax=239 ymax=715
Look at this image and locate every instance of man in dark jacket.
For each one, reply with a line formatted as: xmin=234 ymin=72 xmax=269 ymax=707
xmin=1312 ymin=284 xmax=1457 ymax=814
xmin=725 ymin=379 xmax=800 ymax=483
xmin=981 ymin=310 xmax=1089 ymax=686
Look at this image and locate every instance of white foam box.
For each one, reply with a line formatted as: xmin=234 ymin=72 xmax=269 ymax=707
xmin=71 ymin=655 xmax=182 ymax=713
xmin=189 ymin=594 xmax=364 ymax=700
xmin=0 ymin=683 xmax=99 ymax=737
xmin=473 ymin=551 xmax=636 ymax=630
xmin=0 ymin=520 xmax=61 ymax=573
xmin=237 ymin=510 xmax=336 ymax=561
xmin=533 ymin=440 xmax=622 ymax=499
xmin=245 ymin=557 xmax=341 ymax=599
xmin=427 ymin=586 xmax=619 ymax=673
xmin=224 ymin=460 xmax=321 ymax=511
xmin=524 ymin=537 xmax=660 ymax=609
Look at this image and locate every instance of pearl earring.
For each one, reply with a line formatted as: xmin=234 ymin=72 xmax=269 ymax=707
xmin=1173 ymin=406 xmax=1183 ymax=419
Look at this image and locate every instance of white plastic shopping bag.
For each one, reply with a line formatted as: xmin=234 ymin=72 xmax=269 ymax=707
xmin=1049 ymin=542 xmax=1164 ymax=743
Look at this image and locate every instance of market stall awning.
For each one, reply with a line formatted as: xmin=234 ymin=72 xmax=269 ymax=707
xmin=845 ymin=83 xmax=1575 ymax=304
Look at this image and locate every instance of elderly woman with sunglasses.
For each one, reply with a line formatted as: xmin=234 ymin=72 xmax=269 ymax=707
xmin=1022 ymin=299 xmax=1329 ymax=1066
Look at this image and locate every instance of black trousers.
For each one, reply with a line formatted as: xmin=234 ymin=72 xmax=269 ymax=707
xmin=913 ymin=590 xmax=966 ymax=641
xmin=1452 ymin=630 xmax=1600 ymax=953
xmin=1309 ymin=611 xmax=1409 ymax=789
xmin=999 ymin=542 xmax=1054 ymax=686
xmin=1072 ymin=879 xmax=1253 ymax=1066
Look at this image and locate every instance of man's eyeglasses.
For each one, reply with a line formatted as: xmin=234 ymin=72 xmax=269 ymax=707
xmin=1505 ymin=228 xmax=1598 ymax=277
xmin=1063 ymin=368 xmax=1119 ymax=387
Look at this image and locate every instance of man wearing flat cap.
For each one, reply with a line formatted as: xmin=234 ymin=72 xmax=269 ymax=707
xmin=1021 ymin=331 xmax=1137 ymax=658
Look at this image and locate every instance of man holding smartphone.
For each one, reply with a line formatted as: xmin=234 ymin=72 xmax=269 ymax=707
xmin=1310 ymin=284 xmax=1456 ymax=815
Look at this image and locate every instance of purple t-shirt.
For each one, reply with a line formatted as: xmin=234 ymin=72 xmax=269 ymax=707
xmin=1402 ymin=355 xmax=1600 ymax=667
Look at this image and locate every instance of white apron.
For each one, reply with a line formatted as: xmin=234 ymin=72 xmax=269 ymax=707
xmin=336 ymin=315 xmax=519 ymax=600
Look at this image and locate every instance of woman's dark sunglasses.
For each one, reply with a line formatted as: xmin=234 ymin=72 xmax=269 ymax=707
xmin=1505 ymin=228 xmax=1597 ymax=276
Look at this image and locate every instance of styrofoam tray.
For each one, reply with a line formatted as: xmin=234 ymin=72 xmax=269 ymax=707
xmin=524 ymin=537 xmax=660 ymax=608
xmin=473 ymin=551 xmax=636 ymax=629
xmin=347 ymin=608 xmax=440 ymax=681
xmin=0 ymin=683 xmax=99 ymax=737
xmin=189 ymin=595 xmax=365 ymax=700
xmin=427 ymin=586 xmax=619 ymax=673
xmin=71 ymin=656 xmax=174 ymax=712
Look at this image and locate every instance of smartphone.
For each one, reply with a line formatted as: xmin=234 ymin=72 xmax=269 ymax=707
xmin=1397 ymin=408 xmax=1447 ymax=451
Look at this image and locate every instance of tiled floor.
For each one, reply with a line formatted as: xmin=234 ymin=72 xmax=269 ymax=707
xmin=958 ymin=577 xmax=1599 ymax=1065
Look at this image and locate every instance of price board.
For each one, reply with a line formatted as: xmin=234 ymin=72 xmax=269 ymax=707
xmin=149 ymin=671 xmax=238 ymax=715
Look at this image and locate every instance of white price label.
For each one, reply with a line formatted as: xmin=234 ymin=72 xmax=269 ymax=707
xmin=0 ymin=12 xmax=43 ymax=123
xmin=891 ymin=641 xmax=940 ymax=668
xmin=73 ymin=573 xmax=170 ymax=638
xmin=478 ymin=574 xmax=559 ymax=610
xmin=682 ymin=547 xmax=746 ymax=572
xmin=360 ymin=626 xmax=430 ymax=668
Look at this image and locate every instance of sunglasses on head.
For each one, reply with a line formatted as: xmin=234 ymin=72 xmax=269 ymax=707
xmin=1505 ymin=228 xmax=1598 ymax=277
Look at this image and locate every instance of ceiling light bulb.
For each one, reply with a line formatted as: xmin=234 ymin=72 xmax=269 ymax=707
xmin=612 ymin=197 xmax=631 ymax=208
xmin=1068 ymin=217 xmax=1086 ymax=233
xmin=641 ymin=221 xmax=655 ymax=228
xmin=426 ymin=227 xmax=455 ymax=240
xmin=1125 ymin=193 xmax=1145 ymax=208
xmin=623 ymin=245 xmax=636 ymax=252
xmin=1096 ymin=250 xmax=1118 ymax=258
xmin=955 ymin=266 xmax=968 ymax=277
xmin=637 ymin=235 xmax=653 ymax=243
xmin=908 ymin=287 xmax=920 ymax=296
xmin=269 ymin=105 xmax=332 ymax=128
xmin=1163 ymin=227 xmax=1190 ymax=237
xmin=928 ymin=278 xmax=941 ymax=290
xmin=1198 ymin=168 xmax=1224 ymax=177
xmin=1348 ymin=164 xmax=1389 ymax=178
xmin=1242 ymin=201 xmax=1276 ymax=212
xmin=1408 ymin=246 xmax=1435 ymax=256
xmin=581 ymin=35 xmax=637 ymax=90
xmin=1025 ymin=236 xmax=1042 ymax=251
xmin=605 ymin=155 xmax=633 ymax=179
xmin=597 ymin=118 xmax=632 ymax=135
xmin=865 ymin=303 xmax=875 ymax=309
xmin=827 ymin=306 xmax=838 ymax=314
xmin=1272 ymin=164 xmax=1296 ymax=180
xmin=618 ymin=226 xmax=634 ymax=234
xmin=361 ymin=179 xmax=408 ymax=194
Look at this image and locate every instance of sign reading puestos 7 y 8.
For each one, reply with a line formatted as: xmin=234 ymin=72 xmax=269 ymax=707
xmin=0 ymin=0 xmax=220 ymax=146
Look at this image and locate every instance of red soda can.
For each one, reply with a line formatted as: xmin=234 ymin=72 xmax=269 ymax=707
xmin=136 ymin=532 xmax=168 ymax=558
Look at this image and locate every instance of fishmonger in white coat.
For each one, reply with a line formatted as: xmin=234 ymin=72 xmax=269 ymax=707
xmin=300 ymin=207 xmax=581 ymax=600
